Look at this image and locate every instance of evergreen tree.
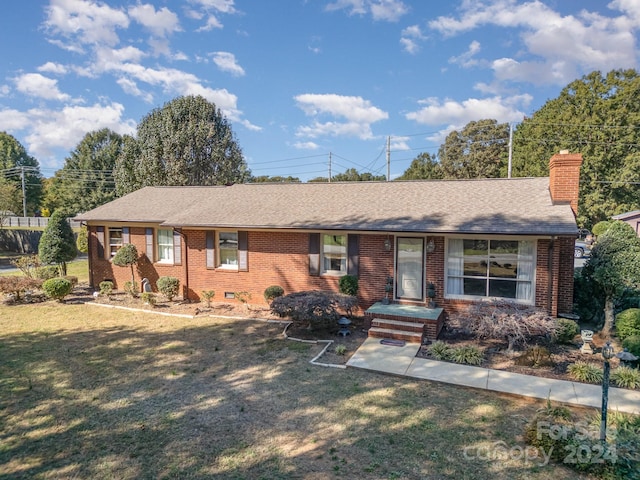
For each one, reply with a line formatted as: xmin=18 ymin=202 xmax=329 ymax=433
xmin=38 ymin=210 xmax=77 ymax=276
xmin=115 ymin=96 xmax=250 ymax=195
xmin=0 ymin=132 xmax=43 ymax=215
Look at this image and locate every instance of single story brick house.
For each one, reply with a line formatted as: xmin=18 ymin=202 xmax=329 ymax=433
xmin=75 ymin=151 xmax=582 ymax=322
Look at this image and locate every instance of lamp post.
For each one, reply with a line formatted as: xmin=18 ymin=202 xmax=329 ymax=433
xmin=600 ymin=341 xmax=614 ymax=443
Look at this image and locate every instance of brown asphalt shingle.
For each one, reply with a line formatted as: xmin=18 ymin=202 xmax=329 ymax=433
xmin=75 ymin=177 xmax=577 ymax=235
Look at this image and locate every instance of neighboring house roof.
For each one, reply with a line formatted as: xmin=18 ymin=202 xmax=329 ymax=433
xmin=75 ymin=178 xmax=578 ymax=235
xmin=612 ymin=211 xmax=640 ymax=220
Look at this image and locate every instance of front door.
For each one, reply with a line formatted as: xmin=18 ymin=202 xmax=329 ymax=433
xmin=396 ymin=237 xmax=424 ymax=301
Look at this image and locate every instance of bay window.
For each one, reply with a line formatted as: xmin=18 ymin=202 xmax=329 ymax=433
xmin=446 ymin=238 xmax=535 ymax=303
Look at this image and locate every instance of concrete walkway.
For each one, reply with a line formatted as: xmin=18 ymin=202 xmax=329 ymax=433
xmin=347 ymin=337 xmax=640 ymax=415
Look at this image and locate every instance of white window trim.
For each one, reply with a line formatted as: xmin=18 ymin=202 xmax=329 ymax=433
xmin=321 ymin=233 xmax=347 ymax=276
xmin=108 ymin=227 xmax=123 ymax=258
xmin=156 ymin=228 xmax=174 ymax=264
xmin=217 ymin=230 xmax=239 ymax=270
xmin=444 ymin=235 xmax=537 ymax=305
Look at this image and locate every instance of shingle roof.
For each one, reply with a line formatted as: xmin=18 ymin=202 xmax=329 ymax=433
xmin=75 ymin=177 xmax=578 ymax=235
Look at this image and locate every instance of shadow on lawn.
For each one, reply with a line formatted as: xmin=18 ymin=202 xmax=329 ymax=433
xmin=0 ymin=309 xmax=590 ymax=480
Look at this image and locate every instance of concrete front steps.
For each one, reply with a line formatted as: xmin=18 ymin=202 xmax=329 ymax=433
xmin=364 ymin=302 xmax=446 ymax=344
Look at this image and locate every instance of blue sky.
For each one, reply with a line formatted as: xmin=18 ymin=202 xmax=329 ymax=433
xmin=1 ymin=0 xmax=639 ymax=181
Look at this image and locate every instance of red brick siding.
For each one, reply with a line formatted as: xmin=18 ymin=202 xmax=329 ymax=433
xmin=549 ymin=152 xmax=582 ymax=216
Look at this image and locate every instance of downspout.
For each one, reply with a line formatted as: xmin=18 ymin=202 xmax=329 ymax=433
xmin=175 ymin=229 xmax=189 ymax=300
xmin=547 ymin=236 xmax=555 ymax=315
xmin=82 ymin=222 xmax=94 ymax=289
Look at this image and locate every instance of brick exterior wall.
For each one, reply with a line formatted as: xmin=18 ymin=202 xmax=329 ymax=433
xmin=87 ymin=227 xmax=575 ymax=318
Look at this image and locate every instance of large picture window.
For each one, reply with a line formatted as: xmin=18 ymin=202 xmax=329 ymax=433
xmin=108 ymin=227 xmax=123 ymax=257
xmin=446 ymin=238 xmax=534 ymax=303
xmin=157 ymin=229 xmax=174 ymax=263
xmin=219 ymin=231 xmax=238 ymax=268
xmin=322 ymin=234 xmax=347 ymax=274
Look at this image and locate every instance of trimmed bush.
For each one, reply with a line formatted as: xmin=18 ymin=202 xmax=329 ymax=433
xmin=35 ymin=265 xmax=60 ymax=280
xmin=554 ymin=318 xmax=579 ymax=344
xmin=592 ymin=220 xmax=612 ymax=236
xmin=616 ymin=308 xmax=640 ymax=340
xmin=270 ymin=291 xmax=358 ymax=330
xmin=622 ymin=335 xmax=640 ymax=357
xmin=124 ymin=281 xmax=138 ymax=298
xmin=338 ymin=275 xmax=358 ymax=296
xmin=611 ymin=366 xmax=640 ymax=389
xmin=567 ymin=362 xmax=603 ymax=384
xmin=42 ymin=277 xmax=73 ymax=302
xmin=263 ymin=285 xmax=284 ymax=303
xmin=141 ymin=292 xmax=157 ymax=306
xmin=99 ymin=281 xmax=114 ymax=296
xmin=157 ymin=276 xmax=180 ymax=301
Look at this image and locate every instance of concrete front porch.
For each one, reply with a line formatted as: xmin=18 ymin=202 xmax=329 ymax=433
xmin=364 ymin=302 xmax=445 ymax=343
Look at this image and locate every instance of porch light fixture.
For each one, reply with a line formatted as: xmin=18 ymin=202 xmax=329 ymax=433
xmin=600 ymin=341 xmax=614 ymax=443
xmin=425 ymin=238 xmax=435 ymax=254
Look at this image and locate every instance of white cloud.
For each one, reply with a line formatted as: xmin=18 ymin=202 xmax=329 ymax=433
xmin=14 ymin=73 xmax=70 ymax=102
xmin=44 ymin=0 xmax=129 ymax=47
xmin=37 ymin=62 xmax=68 ymax=75
xmin=405 ymin=95 xmax=531 ymax=140
xmin=448 ymin=40 xmax=481 ymax=68
xmin=211 ymin=52 xmax=245 ymax=76
xmin=116 ymin=77 xmax=153 ymax=103
xmin=0 ymin=85 xmax=9 ymax=97
xmin=400 ymin=25 xmax=425 ymax=54
xmin=325 ymin=0 xmax=409 ymax=22
xmin=389 ymin=135 xmax=410 ymax=151
xmin=128 ymin=4 xmax=181 ymax=37
xmin=295 ymin=93 xmax=388 ymax=140
xmin=0 ymin=109 xmax=30 ymax=130
xmin=293 ymin=141 xmax=320 ymax=150
xmin=189 ymin=0 xmax=238 ymax=31
xmin=429 ymin=0 xmax=638 ymax=85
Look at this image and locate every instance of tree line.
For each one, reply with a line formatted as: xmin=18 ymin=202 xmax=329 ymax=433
xmin=2 ymin=69 xmax=640 ymax=228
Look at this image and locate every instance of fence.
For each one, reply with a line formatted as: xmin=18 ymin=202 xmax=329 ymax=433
xmin=1 ymin=216 xmax=83 ymax=229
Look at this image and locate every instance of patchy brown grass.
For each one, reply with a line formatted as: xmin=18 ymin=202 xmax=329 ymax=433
xmin=0 ymin=302 xmax=595 ymax=479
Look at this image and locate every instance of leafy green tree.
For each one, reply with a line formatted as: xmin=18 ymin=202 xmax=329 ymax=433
xmin=76 ymin=226 xmax=88 ymax=254
xmin=0 ymin=132 xmax=43 ymax=215
xmin=437 ymin=119 xmax=509 ymax=179
xmin=115 ymin=96 xmax=250 ymax=195
xmin=112 ymin=243 xmax=139 ymax=286
xmin=249 ymin=175 xmax=301 ymax=183
xmin=44 ymin=129 xmax=122 ymax=215
xmin=581 ymin=221 xmax=640 ymax=337
xmin=307 ymin=176 xmax=329 ymax=183
xmin=0 ymin=178 xmax=21 ymax=226
xmin=397 ymin=153 xmax=444 ymax=180
xmin=38 ymin=210 xmax=77 ymax=276
xmin=512 ymin=69 xmax=640 ymax=227
xmin=331 ymin=168 xmax=386 ymax=182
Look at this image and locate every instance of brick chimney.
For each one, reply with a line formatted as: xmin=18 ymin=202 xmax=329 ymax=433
xmin=549 ymin=150 xmax=583 ymax=217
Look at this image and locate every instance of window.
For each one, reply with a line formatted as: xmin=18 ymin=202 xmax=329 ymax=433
xmin=446 ymin=238 xmax=534 ymax=303
xmin=108 ymin=227 xmax=123 ymax=257
xmin=219 ymin=231 xmax=238 ymax=268
xmin=322 ymin=234 xmax=347 ymax=274
xmin=157 ymin=229 xmax=174 ymax=263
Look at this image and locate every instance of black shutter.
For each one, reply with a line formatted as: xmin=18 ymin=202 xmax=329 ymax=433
xmin=146 ymin=228 xmax=154 ymax=260
xmin=309 ymin=233 xmax=320 ymax=276
xmin=173 ymin=230 xmax=182 ymax=265
xmin=206 ymin=231 xmax=215 ymax=268
xmin=238 ymin=231 xmax=248 ymax=271
xmin=347 ymin=234 xmax=359 ymax=276
xmin=96 ymin=226 xmax=105 ymax=259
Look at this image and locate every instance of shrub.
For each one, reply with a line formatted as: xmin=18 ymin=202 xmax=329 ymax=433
xmin=622 ymin=335 xmax=640 ymax=357
xmin=514 ymin=345 xmax=554 ymax=367
xmin=263 ymin=285 xmax=284 ymax=303
xmin=99 ymin=281 xmax=114 ymax=296
xmin=338 ymin=275 xmax=358 ymax=296
xmin=34 ymin=265 xmax=60 ymax=280
xmin=157 ymin=276 xmax=180 ymax=301
xmin=616 ymin=308 xmax=640 ymax=340
xmin=76 ymin=225 xmax=88 ymax=253
xmin=335 ymin=344 xmax=347 ymax=356
xmin=63 ymin=276 xmax=78 ymax=288
xmin=592 ymin=220 xmax=612 ymax=237
xmin=0 ymin=277 xmax=43 ymax=301
xmin=42 ymin=277 xmax=73 ymax=302
xmin=611 ymin=366 xmax=640 ymax=390
xmin=449 ymin=345 xmax=483 ymax=365
xmin=112 ymin=244 xmax=139 ymax=286
xmin=427 ymin=341 xmax=452 ymax=361
xmin=235 ymin=291 xmax=251 ymax=305
xmin=270 ymin=291 xmax=359 ymax=330
xmin=567 ymin=362 xmax=603 ymax=384
xmin=554 ymin=318 xmax=579 ymax=344
xmin=201 ymin=290 xmax=215 ymax=308
xmin=124 ymin=281 xmax=139 ymax=298
xmin=141 ymin=292 xmax=157 ymax=306
xmin=10 ymin=254 xmax=41 ymax=278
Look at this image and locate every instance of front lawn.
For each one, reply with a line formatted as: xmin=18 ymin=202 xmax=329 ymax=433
xmin=0 ymin=303 xmax=593 ymax=479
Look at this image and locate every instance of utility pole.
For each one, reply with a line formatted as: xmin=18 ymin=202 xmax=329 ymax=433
xmin=21 ymin=166 xmax=27 ymax=217
xmin=328 ymin=152 xmax=332 ymax=183
xmin=507 ymin=123 xmax=513 ymax=179
xmin=386 ymin=136 xmax=391 ymax=181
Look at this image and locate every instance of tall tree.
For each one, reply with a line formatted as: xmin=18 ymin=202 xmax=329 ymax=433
xmin=0 ymin=178 xmax=21 ymax=226
xmin=249 ymin=175 xmax=301 ymax=183
xmin=38 ymin=210 xmax=77 ymax=276
xmin=115 ymin=96 xmax=250 ymax=195
xmin=397 ymin=153 xmax=444 ymax=180
xmin=437 ymin=119 xmax=509 ymax=179
xmin=331 ymin=168 xmax=386 ymax=182
xmin=44 ymin=129 xmax=123 ymax=215
xmin=512 ymin=69 xmax=640 ymax=227
xmin=0 ymin=132 xmax=43 ymax=215
xmin=580 ymin=221 xmax=640 ymax=337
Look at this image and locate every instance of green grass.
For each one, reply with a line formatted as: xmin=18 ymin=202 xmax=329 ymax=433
xmin=0 ymin=303 xmax=594 ymax=480
xmin=0 ymin=258 xmax=88 ymax=283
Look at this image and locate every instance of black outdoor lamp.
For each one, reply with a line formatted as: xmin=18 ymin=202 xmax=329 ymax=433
xmin=600 ymin=341 xmax=614 ymax=443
